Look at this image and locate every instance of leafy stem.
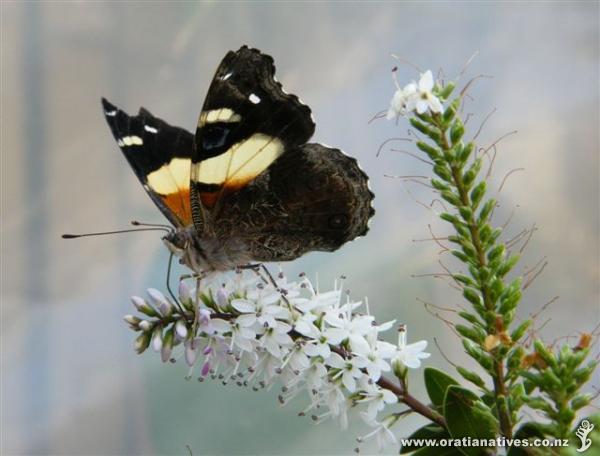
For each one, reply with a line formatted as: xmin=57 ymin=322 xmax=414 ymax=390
xmin=431 ymin=110 xmax=513 ymax=438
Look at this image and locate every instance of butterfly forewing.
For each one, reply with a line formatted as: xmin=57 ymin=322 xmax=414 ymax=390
xmin=191 ymin=46 xmax=316 ymax=231
xmin=102 ymin=98 xmax=194 ymax=227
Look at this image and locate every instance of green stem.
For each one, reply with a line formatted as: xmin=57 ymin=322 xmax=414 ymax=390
xmin=433 ymin=112 xmax=513 ymax=439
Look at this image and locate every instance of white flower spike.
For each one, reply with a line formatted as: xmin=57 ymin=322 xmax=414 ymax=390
xmin=125 ymin=270 xmax=431 ymax=451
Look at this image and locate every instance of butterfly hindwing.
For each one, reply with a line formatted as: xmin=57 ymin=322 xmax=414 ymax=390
xmin=213 ymin=143 xmax=375 ymax=260
xmin=102 ymin=98 xmax=194 ymax=227
xmin=191 ymin=46 xmax=316 ymax=231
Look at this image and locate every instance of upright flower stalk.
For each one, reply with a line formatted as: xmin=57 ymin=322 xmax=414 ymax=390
xmin=386 ymin=68 xmax=598 ymax=451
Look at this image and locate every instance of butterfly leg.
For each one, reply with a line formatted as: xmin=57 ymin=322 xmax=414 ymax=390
xmin=179 ymin=272 xmax=206 ymax=281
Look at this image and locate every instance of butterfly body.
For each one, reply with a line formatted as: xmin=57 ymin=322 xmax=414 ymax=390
xmin=103 ymin=46 xmax=374 ymax=273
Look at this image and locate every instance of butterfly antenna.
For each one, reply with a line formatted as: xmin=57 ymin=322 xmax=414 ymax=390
xmin=130 ymin=220 xmax=172 ymax=229
xmin=166 ymin=252 xmax=186 ymax=314
xmin=62 ymin=227 xmax=170 ymax=239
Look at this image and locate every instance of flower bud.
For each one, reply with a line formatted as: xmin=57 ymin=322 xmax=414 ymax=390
xmin=185 ymin=340 xmax=198 ymax=366
xmin=175 ymin=319 xmax=188 ymax=339
xmin=131 ymin=295 xmax=158 ymax=317
xmin=179 ymin=281 xmax=191 ymax=304
xmin=216 ymin=286 xmax=230 ymax=308
xmin=161 ymin=328 xmax=174 ymax=363
xmin=201 ymin=360 xmax=211 ymax=377
xmin=135 ymin=332 xmax=151 ymax=354
xmin=138 ymin=320 xmax=153 ymax=332
xmin=151 ymin=326 xmax=163 ymax=352
xmin=123 ymin=314 xmax=141 ymax=329
xmin=147 ymin=288 xmax=172 ymax=316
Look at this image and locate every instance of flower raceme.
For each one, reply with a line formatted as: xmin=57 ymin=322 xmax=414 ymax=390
xmin=124 ymin=270 xmax=430 ymax=450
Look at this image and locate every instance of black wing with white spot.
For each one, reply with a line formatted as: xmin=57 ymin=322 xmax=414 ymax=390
xmin=101 ymin=98 xmax=194 ymax=227
xmin=190 ymin=46 xmax=316 ymax=232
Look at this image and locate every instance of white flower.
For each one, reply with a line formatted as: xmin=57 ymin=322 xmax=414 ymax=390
xmin=282 ymin=341 xmax=310 ymax=372
xmin=356 ymin=377 xmax=398 ymax=420
xmin=353 ymin=334 xmax=396 ymax=382
xmin=386 ymin=82 xmax=417 ymax=119
xmin=413 ymin=70 xmax=443 ymax=114
xmin=304 ymin=359 xmax=328 ymax=389
xmin=212 ymin=318 xmax=256 ymax=352
xmin=324 ymin=306 xmax=373 ymax=353
xmin=358 ymin=413 xmax=398 ymax=451
xmin=232 ymin=288 xmax=289 ymax=330
xmin=327 ymin=352 xmax=368 ymax=392
xmin=320 ymin=381 xmax=348 ymax=417
xmin=258 ymin=321 xmax=293 ymax=358
xmin=387 ymin=69 xmax=443 ymax=119
xmin=392 ymin=326 xmax=431 ymax=369
xmin=288 ymin=307 xmax=318 ymax=337
xmin=299 ymin=322 xmax=340 ymax=359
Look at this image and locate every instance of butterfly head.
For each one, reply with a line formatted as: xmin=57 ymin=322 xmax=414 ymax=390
xmin=162 ymin=227 xmax=205 ymax=272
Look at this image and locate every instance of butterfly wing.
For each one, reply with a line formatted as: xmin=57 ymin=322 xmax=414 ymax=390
xmin=102 ymin=98 xmax=194 ymax=227
xmin=214 ymin=142 xmax=375 ymax=261
xmin=190 ymin=46 xmax=316 ymax=232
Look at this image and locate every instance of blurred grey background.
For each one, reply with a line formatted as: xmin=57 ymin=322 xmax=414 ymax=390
xmin=2 ymin=1 xmax=599 ymax=455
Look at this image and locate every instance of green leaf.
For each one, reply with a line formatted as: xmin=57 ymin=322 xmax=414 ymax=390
xmin=443 ymin=386 xmax=497 ymax=456
xmin=399 ymin=425 xmax=450 ymax=453
xmin=424 ymin=367 xmax=460 ymax=409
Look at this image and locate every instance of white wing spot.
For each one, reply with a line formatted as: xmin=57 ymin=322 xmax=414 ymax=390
xmin=198 ymin=108 xmax=241 ymax=127
xmin=144 ymin=125 xmax=158 ymax=134
xmin=120 ymin=135 xmax=143 ymax=146
xmin=249 ymin=93 xmax=261 ymax=104
xmin=105 ymin=110 xmax=117 ymax=117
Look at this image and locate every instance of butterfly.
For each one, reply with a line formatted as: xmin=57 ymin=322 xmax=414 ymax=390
xmin=101 ymin=46 xmax=374 ymax=273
